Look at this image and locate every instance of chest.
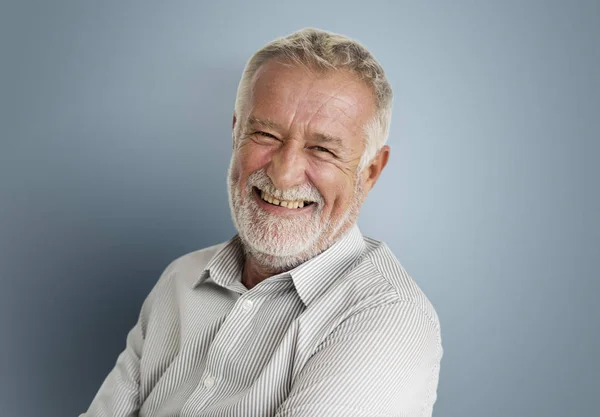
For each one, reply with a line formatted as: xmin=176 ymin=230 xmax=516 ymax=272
xmin=138 ymin=279 xmax=318 ymax=416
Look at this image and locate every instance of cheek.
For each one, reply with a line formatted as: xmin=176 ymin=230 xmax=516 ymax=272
xmin=239 ymin=143 xmax=273 ymax=171
xmin=235 ymin=144 xmax=273 ymax=195
xmin=228 ymin=155 xmax=243 ymax=188
xmin=307 ymin=162 xmax=356 ymax=213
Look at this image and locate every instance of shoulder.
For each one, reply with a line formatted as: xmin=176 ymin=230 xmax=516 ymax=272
xmin=154 ymin=241 xmax=229 ymax=288
xmin=170 ymin=242 xmax=227 ymax=273
xmin=351 ymin=235 xmax=441 ymax=328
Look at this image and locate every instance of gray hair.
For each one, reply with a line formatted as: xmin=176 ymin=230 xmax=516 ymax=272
xmin=234 ymin=28 xmax=393 ymax=171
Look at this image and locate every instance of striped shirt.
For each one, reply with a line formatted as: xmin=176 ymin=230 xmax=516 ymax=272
xmin=81 ymin=225 xmax=443 ymax=417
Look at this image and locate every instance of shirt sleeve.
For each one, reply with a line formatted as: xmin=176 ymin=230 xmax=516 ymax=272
xmin=274 ymin=301 xmax=443 ymax=417
xmin=79 ymin=262 xmax=174 ymax=417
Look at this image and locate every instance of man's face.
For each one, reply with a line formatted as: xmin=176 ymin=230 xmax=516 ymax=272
xmin=228 ymin=61 xmax=378 ymax=268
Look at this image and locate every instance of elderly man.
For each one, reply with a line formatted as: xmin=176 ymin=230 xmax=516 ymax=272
xmin=82 ymin=28 xmax=442 ymax=417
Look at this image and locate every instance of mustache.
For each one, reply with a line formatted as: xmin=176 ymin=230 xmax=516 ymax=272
xmin=246 ymin=169 xmax=324 ymax=203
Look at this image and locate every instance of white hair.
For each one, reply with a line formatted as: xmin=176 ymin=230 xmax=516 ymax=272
xmin=234 ymin=28 xmax=393 ymax=172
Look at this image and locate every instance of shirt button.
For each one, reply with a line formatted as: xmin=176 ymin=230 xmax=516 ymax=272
xmin=203 ymin=375 xmax=215 ymax=388
xmin=241 ymin=299 xmax=254 ymax=312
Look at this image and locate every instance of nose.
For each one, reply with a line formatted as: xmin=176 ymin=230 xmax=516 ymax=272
xmin=266 ymin=141 xmax=307 ymax=190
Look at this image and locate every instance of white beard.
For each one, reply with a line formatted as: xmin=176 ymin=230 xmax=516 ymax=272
xmin=227 ymin=160 xmax=363 ymax=271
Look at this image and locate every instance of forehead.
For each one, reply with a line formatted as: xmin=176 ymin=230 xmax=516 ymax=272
xmin=246 ymin=60 xmax=376 ymax=137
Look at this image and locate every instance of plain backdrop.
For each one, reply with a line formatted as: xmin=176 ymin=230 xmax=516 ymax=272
xmin=1 ymin=1 xmax=599 ymax=416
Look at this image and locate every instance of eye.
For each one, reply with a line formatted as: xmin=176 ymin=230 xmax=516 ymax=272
xmin=257 ymin=131 xmax=278 ymax=139
xmin=311 ymin=146 xmax=333 ymax=155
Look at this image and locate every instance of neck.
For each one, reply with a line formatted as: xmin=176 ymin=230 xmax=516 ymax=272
xmin=242 ymin=255 xmax=284 ymax=290
xmin=240 ymin=224 xmax=357 ymax=289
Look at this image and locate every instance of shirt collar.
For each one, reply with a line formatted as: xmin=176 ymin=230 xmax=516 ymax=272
xmin=193 ymin=225 xmax=366 ymax=305
xmin=289 ymin=225 xmax=366 ymax=306
xmin=192 ymin=235 xmax=247 ymax=293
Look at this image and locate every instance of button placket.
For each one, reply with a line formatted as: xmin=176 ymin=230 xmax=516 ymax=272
xmin=181 ymin=280 xmax=292 ymax=416
xmin=197 ymin=296 xmax=259 ymax=398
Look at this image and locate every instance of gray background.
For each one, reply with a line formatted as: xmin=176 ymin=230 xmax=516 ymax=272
xmin=1 ymin=1 xmax=598 ymax=416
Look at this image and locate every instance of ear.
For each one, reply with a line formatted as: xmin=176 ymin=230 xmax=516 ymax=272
xmin=232 ymin=113 xmax=237 ymax=148
xmin=361 ymin=145 xmax=390 ymax=194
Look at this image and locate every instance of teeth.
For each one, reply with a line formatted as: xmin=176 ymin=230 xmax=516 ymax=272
xmin=258 ymin=189 xmax=310 ymax=209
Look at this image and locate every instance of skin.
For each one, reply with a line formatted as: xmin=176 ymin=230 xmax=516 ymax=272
xmin=230 ymin=60 xmax=390 ymax=289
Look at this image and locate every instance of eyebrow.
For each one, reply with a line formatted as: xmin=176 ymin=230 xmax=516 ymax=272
xmin=246 ymin=116 xmax=283 ymax=131
xmin=313 ymin=133 xmax=344 ymax=150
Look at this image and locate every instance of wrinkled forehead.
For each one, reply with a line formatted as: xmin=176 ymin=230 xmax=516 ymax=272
xmin=245 ymin=60 xmax=377 ymax=133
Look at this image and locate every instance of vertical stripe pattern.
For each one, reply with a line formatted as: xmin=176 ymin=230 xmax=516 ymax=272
xmin=81 ymin=225 xmax=442 ymax=417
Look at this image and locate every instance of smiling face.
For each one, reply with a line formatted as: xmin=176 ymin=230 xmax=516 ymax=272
xmin=228 ymin=60 xmax=387 ymax=270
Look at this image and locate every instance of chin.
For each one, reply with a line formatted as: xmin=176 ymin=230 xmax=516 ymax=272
xmin=242 ymin=241 xmax=320 ymax=272
xmin=241 ymin=229 xmax=318 ymax=258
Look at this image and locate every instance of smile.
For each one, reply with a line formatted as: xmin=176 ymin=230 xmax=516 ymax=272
xmin=253 ymin=187 xmax=315 ymax=209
